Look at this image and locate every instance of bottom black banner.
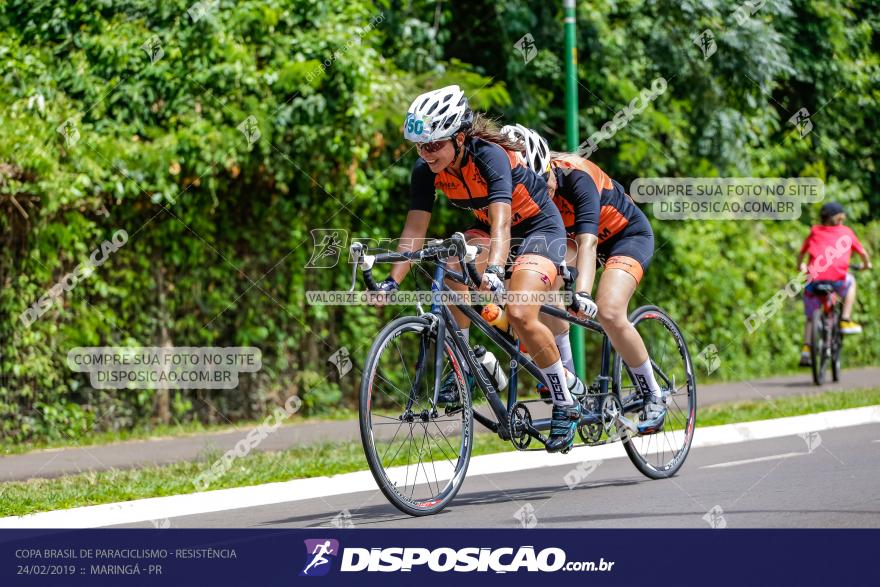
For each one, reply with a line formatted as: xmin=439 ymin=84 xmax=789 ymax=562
xmin=0 ymin=529 xmax=874 ymax=586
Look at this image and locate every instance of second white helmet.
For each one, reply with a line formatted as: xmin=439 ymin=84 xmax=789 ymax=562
xmin=501 ymin=124 xmax=551 ymax=174
xmin=404 ymin=85 xmax=473 ymax=143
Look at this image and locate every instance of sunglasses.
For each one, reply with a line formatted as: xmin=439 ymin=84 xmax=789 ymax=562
xmin=417 ymin=138 xmax=452 ymax=154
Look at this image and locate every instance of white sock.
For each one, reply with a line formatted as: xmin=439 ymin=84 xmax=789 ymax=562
xmin=629 ymin=358 xmax=661 ymax=399
xmin=540 ymin=359 xmax=573 ymax=406
xmin=555 ymin=332 xmax=575 ymax=373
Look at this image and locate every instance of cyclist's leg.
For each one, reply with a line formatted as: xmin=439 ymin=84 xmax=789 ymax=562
xmin=538 ymin=237 xmax=579 ymax=372
xmin=595 ymin=227 xmax=653 ymax=373
xmin=594 ymin=220 xmax=664 ymax=432
xmin=839 ymin=273 xmax=861 ymax=333
xmin=595 ymin=263 xmax=647 ymax=367
xmin=507 ymin=257 xmax=559 ymax=369
xmin=505 ymin=228 xmax=582 ymax=451
xmin=596 ymin=261 xmax=666 ymax=432
xmin=841 ymin=273 xmax=856 ymax=321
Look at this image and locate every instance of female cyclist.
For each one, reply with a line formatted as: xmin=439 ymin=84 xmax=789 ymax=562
xmin=376 ymin=85 xmax=583 ymax=452
xmin=501 ymin=125 xmax=666 ymax=434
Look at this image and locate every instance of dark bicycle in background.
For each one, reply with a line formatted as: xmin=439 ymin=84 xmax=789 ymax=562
xmin=348 ymin=233 xmax=696 ymax=516
xmin=809 ymin=264 xmax=867 ymax=386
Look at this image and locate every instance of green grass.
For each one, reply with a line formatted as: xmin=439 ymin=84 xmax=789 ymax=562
xmin=697 ymin=386 xmax=880 ymax=426
xmin=0 ymin=387 xmax=877 ymax=518
xmin=0 ymin=408 xmax=360 ymax=457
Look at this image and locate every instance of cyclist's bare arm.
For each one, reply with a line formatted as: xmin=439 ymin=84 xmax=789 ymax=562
xmin=857 ymin=249 xmax=872 ymax=270
xmin=389 ymin=210 xmax=431 ymax=283
xmin=796 ymin=250 xmax=809 ymax=273
xmin=573 ymin=232 xmax=598 ymax=293
xmin=486 ymin=202 xmax=512 ymax=267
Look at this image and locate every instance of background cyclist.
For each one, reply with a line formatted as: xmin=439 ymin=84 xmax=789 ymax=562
xmin=798 ymin=201 xmax=872 ymax=366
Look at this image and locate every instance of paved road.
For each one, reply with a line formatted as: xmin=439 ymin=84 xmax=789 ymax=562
xmin=3 ymin=367 xmax=878 ymax=482
xmin=114 ymin=422 xmax=880 ymax=529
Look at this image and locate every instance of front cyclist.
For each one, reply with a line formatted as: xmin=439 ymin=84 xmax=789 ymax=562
xmin=378 ymin=85 xmax=581 ymax=452
xmin=502 ymin=125 xmax=666 ymax=434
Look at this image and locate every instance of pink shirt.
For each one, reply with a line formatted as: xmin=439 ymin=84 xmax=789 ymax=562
xmin=800 ymin=224 xmax=865 ymax=281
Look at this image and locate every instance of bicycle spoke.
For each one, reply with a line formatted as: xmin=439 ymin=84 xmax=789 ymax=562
xmin=430 ymin=420 xmax=463 ymax=466
xmin=378 ymin=420 xmax=407 ymax=462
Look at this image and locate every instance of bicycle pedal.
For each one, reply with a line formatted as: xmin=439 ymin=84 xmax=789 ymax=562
xmin=614 ymin=414 xmax=639 ymax=436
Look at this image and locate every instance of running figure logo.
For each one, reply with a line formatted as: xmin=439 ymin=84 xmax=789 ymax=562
xmin=300 ymin=539 xmax=340 ymax=576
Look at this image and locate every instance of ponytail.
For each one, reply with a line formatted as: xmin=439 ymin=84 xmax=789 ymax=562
xmin=463 ymin=113 xmax=524 ymax=152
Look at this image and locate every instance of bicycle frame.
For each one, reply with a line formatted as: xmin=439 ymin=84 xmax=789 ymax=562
xmin=426 ymin=262 xmax=616 ymax=439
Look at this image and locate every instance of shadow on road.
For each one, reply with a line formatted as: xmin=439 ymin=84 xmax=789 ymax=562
xmin=259 ymin=479 xmax=641 ymax=528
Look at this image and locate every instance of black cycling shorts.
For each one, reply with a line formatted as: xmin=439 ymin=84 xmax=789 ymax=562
xmin=596 ymin=210 xmax=654 ymax=275
xmin=466 ymin=216 xmax=567 ymax=270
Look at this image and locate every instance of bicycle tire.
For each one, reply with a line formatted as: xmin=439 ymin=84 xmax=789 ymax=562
xmin=831 ymin=306 xmax=842 ymax=382
xmin=612 ymin=305 xmax=696 ymax=479
xmin=810 ymin=308 xmax=826 ymax=385
xmin=359 ymin=315 xmax=473 ymax=516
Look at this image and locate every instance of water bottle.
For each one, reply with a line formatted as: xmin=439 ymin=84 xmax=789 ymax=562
xmin=565 ymin=368 xmax=586 ymax=398
xmin=481 ymin=303 xmax=510 ymax=333
xmin=474 ymin=345 xmax=508 ymax=391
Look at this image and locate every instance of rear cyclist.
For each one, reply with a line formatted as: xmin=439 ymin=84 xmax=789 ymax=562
xmin=797 ymin=201 xmax=872 ymax=366
xmin=377 ymin=86 xmax=583 ymax=452
xmin=502 ymin=125 xmax=666 ymax=434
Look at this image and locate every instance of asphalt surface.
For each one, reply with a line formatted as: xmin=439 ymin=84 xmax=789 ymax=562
xmin=2 ymin=367 xmax=879 ymax=482
xmin=111 ymin=421 xmax=880 ymax=529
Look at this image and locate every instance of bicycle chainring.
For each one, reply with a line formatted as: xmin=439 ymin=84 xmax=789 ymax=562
xmin=508 ymin=402 xmax=532 ymax=450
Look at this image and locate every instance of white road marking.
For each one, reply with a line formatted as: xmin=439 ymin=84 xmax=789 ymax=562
xmin=0 ymin=405 xmax=878 ymax=529
xmin=701 ymin=452 xmax=805 ymax=469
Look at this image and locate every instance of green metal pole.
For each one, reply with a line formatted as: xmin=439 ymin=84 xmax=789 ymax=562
xmin=563 ymin=0 xmax=587 ymax=382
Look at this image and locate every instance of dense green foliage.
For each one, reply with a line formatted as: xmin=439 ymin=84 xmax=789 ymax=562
xmin=1 ymin=0 xmax=877 ymax=443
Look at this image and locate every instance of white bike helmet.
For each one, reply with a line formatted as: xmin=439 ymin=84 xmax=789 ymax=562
xmin=501 ymin=123 xmax=551 ymax=174
xmin=404 ymin=85 xmax=473 ymax=143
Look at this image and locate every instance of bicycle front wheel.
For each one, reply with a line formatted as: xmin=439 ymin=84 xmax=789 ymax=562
xmin=613 ymin=305 xmax=696 ymax=479
xmin=359 ymin=315 xmax=473 ymax=516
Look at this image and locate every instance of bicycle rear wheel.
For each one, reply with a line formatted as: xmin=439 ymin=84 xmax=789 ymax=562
xmin=613 ymin=305 xmax=696 ymax=479
xmin=831 ymin=307 xmax=842 ymax=382
xmin=359 ymin=315 xmax=473 ymax=516
xmin=810 ymin=308 xmax=827 ymax=385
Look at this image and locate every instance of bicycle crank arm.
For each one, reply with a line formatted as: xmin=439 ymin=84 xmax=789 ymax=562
xmin=522 ymin=421 xmax=548 ymax=447
xmin=529 ymin=412 xmax=603 ymax=431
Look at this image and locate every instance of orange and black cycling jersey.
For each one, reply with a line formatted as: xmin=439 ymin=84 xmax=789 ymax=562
xmin=409 ymin=137 xmax=556 ymax=227
xmin=550 ymin=155 xmax=641 ymax=243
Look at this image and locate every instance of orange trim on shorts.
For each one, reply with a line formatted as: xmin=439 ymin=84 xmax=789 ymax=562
xmin=511 ymin=254 xmax=558 ymax=285
xmin=604 ymin=255 xmax=644 ymax=284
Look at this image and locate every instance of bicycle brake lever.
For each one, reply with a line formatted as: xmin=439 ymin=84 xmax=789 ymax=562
xmin=451 ymin=231 xmax=481 ymax=285
xmin=348 ymin=242 xmax=363 ymax=292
